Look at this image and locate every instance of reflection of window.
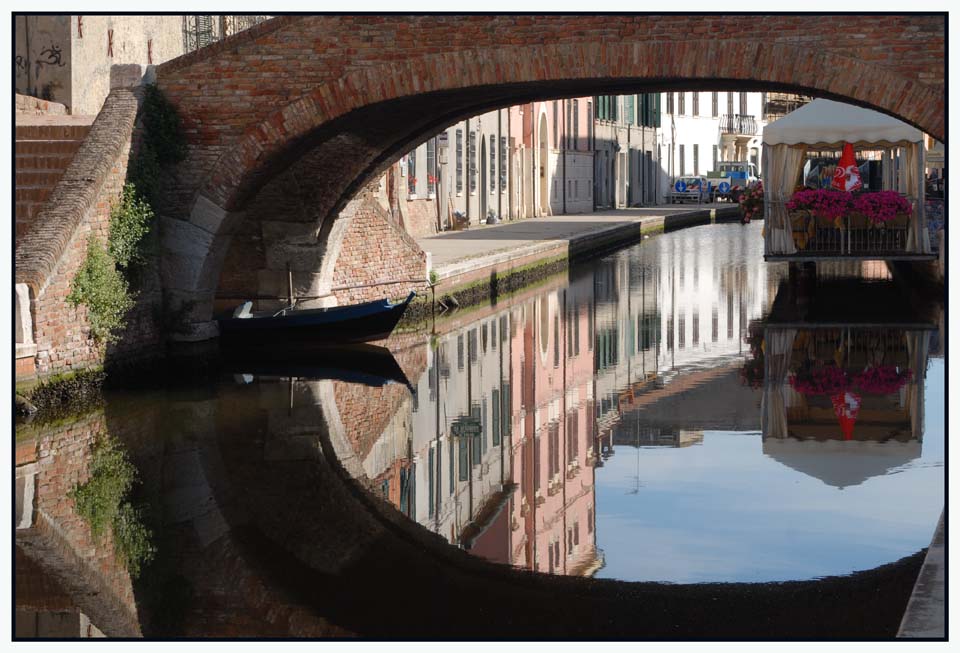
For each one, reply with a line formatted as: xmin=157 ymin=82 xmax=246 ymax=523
xmin=459 ymin=438 xmax=469 ymax=481
xmin=679 ymin=144 xmax=685 ymax=176
xmin=428 ymin=447 xmax=435 ymax=518
xmin=566 ymin=411 xmax=579 ymax=463
xmin=549 ymin=423 xmax=560 ymax=478
xmin=492 ymin=389 xmax=501 ymax=447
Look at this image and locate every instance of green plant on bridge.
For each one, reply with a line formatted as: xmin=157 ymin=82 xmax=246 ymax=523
xmin=69 ymin=433 xmax=156 ymax=579
xmin=67 ymin=239 xmax=135 ymax=344
xmin=109 ymin=184 xmax=155 ymax=271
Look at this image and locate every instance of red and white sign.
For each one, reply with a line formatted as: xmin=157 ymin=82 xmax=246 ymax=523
xmin=831 ymin=391 xmax=862 ymax=440
xmin=831 ymin=142 xmax=863 ymax=192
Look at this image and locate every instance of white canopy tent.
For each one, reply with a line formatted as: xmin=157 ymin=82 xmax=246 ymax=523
xmin=762 ymin=99 xmax=929 ymax=256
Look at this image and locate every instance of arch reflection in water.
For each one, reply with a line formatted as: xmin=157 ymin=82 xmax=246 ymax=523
xmin=354 ymin=224 xmax=778 ymax=578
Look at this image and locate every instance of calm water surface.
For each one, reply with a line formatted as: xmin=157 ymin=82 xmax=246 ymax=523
xmin=15 ymin=222 xmax=944 ymax=636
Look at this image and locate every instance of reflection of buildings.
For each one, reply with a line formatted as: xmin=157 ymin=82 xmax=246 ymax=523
xmin=362 ymin=273 xmax=602 ymax=575
xmin=592 ymin=225 xmax=777 ymax=455
xmin=363 ymin=225 xmax=783 ymax=575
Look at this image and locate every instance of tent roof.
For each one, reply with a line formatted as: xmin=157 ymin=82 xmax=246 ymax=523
xmin=762 ymin=437 xmax=922 ymax=489
xmin=763 ymin=99 xmax=923 ymax=148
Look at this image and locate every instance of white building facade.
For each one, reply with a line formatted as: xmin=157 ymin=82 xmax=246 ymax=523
xmin=659 ymin=91 xmax=768 ymax=203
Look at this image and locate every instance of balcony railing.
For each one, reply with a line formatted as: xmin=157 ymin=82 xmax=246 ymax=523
xmin=719 ymin=114 xmax=758 ymax=136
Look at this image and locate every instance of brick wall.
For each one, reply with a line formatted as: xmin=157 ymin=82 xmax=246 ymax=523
xmin=16 ymin=412 xmax=142 ymax=637
xmin=15 ymin=119 xmax=94 ymax=247
xmin=15 ymin=87 xmax=164 ymax=379
xmin=154 ymin=15 xmax=944 ymax=219
xmin=401 ymin=197 xmax=440 ymax=238
xmin=16 ymin=93 xmax=69 ymax=115
xmin=331 ymin=190 xmax=429 ymax=305
xmin=147 ymin=15 xmax=943 ymax=335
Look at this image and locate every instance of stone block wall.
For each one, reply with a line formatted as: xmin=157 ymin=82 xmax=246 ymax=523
xmin=331 ymin=191 xmax=429 ymax=305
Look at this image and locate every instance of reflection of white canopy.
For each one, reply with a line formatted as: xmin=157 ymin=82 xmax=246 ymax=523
xmin=762 ymin=438 xmax=922 ymax=489
xmin=763 ymin=99 xmax=923 ymax=148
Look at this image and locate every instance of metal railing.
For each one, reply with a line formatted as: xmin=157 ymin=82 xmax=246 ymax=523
xmin=774 ymin=206 xmax=912 ymax=256
xmin=719 ymin=114 xmax=758 ymax=136
xmin=182 ymin=15 xmax=272 ymax=53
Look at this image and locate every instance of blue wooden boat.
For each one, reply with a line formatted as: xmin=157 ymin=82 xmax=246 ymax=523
xmin=218 ymin=291 xmax=415 ymax=344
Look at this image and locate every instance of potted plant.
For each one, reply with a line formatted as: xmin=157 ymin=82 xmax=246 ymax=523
xmin=739 ymin=181 xmax=764 ymax=223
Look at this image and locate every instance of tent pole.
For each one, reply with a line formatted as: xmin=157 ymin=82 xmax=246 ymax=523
xmin=917 ymin=139 xmax=926 ymax=252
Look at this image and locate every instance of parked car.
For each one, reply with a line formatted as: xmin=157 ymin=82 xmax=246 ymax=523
xmin=670 ymin=176 xmax=714 ymax=204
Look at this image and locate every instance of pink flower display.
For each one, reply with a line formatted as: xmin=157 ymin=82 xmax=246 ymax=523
xmin=786 ymin=189 xmax=913 ymax=225
xmin=789 ymin=366 xmax=850 ymax=396
xmin=853 ymin=365 xmax=913 ymax=395
xmin=785 ymin=189 xmax=853 ymax=222
xmin=851 ymin=191 xmax=913 ymax=224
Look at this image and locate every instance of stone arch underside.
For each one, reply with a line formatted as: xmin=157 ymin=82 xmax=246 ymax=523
xmin=154 ymin=15 xmax=944 ymax=339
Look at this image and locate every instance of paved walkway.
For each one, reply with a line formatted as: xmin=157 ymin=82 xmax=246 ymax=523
xmin=417 ymin=206 xmax=721 ymax=270
xmin=898 ymin=511 xmax=945 ymax=638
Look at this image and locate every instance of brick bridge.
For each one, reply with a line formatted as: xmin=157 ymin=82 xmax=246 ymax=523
xmin=149 ymin=14 xmax=944 ymax=339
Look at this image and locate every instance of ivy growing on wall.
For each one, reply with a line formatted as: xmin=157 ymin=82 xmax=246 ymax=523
xmin=68 ymin=433 xmax=156 ymax=578
xmin=67 ymin=239 xmax=135 ymax=344
xmin=69 ymin=84 xmax=186 ymax=345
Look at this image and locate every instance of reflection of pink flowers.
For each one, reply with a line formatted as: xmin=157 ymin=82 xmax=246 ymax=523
xmin=790 ymin=366 xmax=850 ymax=395
xmin=854 ymin=365 xmax=912 ymax=394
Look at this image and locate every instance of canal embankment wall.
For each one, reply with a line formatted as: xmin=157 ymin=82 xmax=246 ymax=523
xmin=418 ymin=204 xmax=741 ymax=322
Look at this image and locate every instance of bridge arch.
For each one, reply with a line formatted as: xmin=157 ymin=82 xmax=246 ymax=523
xmin=154 ymin=15 xmax=944 ymax=338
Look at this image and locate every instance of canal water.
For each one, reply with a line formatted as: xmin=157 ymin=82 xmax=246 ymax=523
xmin=15 ymin=221 xmax=944 ymax=637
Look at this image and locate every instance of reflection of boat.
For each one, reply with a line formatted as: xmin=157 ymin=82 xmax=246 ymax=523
xmin=218 ymin=292 xmax=415 ymax=343
xmin=221 ymin=342 xmax=413 ymax=389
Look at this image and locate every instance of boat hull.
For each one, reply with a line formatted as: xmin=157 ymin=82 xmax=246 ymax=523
xmin=218 ymin=292 xmax=414 ymax=344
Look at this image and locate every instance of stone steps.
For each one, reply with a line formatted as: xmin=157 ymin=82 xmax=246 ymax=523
xmin=15 ymin=120 xmax=93 ymax=247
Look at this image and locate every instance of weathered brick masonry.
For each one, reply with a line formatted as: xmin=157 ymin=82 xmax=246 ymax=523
xmin=16 ymin=412 xmax=141 ymax=637
xmin=151 ymin=14 xmax=944 ymax=338
xmin=14 ymin=87 xmax=165 ymax=379
xmin=331 ymin=190 xmax=429 ymax=305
